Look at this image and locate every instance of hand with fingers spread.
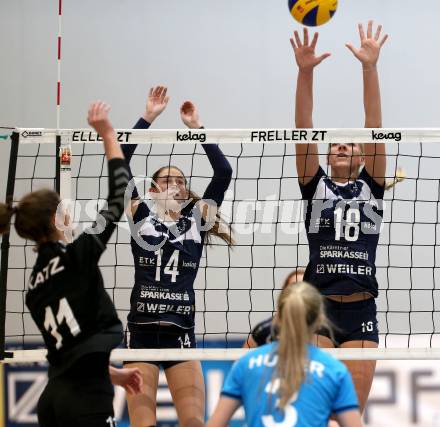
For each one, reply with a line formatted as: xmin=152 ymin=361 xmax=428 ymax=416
xmin=180 ymin=101 xmax=203 ymax=129
xmin=346 ymin=20 xmax=388 ymax=69
xmin=143 ymin=85 xmax=170 ymax=123
xmin=87 ymin=101 xmax=114 ymax=139
xmin=290 ymin=28 xmax=331 ymax=72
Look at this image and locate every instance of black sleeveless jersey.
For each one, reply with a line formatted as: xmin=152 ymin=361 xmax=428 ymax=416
xmin=123 ymin=120 xmax=232 ymax=329
xmin=300 ymin=166 xmax=385 ymax=297
xmin=25 ymin=158 xmax=129 ymax=377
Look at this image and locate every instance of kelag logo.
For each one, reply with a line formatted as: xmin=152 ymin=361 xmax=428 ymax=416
xmin=371 ymin=130 xmax=402 ymax=142
xmin=176 ymin=130 xmax=206 ymax=143
xmin=0 ymin=134 xmax=9 ymax=140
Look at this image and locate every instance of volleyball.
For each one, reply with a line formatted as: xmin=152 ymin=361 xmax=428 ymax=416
xmin=288 ymin=0 xmax=338 ymax=27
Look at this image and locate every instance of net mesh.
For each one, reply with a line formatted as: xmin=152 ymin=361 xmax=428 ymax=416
xmin=3 ymin=135 xmax=440 ymax=354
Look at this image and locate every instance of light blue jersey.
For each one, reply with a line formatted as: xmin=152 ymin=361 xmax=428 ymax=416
xmin=222 ymin=342 xmax=358 ymax=427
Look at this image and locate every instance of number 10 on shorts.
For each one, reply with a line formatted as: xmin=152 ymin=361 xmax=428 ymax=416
xmin=362 ymin=321 xmax=374 ymax=333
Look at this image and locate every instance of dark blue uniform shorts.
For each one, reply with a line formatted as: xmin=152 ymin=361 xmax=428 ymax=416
xmin=319 ymin=297 xmax=379 ymax=345
xmin=124 ymin=323 xmax=197 ymax=370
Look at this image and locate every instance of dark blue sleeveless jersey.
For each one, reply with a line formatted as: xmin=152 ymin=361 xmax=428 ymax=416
xmin=300 ymin=166 xmax=385 ymax=297
xmin=123 ymin=118 xmax=232 ymax=328
xmin=128 ymin=200 xmax=208 ymax=328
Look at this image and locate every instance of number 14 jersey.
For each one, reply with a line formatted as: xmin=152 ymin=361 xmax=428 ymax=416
xmin=128 ymin=201 xmax=206 ymax=329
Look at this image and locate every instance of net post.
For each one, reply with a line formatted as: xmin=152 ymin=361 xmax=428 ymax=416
xmin=0 ymin=131 xmax=19 ymax=360
xmin=55 ymin=134 xmax=61 ymax=194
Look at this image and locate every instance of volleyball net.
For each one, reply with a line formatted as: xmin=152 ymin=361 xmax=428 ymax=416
xmin=1 ymin=128 xmax=440 ymax=362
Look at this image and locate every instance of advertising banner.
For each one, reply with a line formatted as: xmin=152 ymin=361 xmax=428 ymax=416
xmin=1 ymin=345 xmax=440 ymax=426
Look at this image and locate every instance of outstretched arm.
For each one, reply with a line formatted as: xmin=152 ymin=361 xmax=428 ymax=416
xmin=292 ymin=29 xmax=330 ymax=129
xmin=89 ymin=102 xmax=124 ymax=161
xmin=201 ymin=144 xmax=233 ymax=207
xmin=124 ymin=85 xmax=170 ymax=163
xmin=73 ymin=102 xmax=129 ymax=259
xmin=291 ymin=29 xmax=329 ymax=185
xmin=346 ymin=21 xmax=388 ymax=185
xmin=142 ymin=85 xmax=169 ymax=125
xmin=346 ymin=21 xmax=388 ymax=128
xmin=123 ymin=86 xmax=170 ymax=217
xmin=180 ymin=101 xmax=233 ymax=206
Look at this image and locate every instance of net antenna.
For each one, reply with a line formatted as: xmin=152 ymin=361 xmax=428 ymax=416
xmin=1 ymin=128 xmax=440 ymax=363
xmin=0 ymin=129 xmax=18 ymax=359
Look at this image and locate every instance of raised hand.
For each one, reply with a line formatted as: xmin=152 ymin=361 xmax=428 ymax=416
xmin=143 ymin=85 xmax=170 ymax=123
xmin=180 ymin=101 xmax=203 ymax=129
xmin=290 ymin=28 xmax=331 ymax=72
xmin=87 ymin=101 xmax=113 ymax=138
xmin=346 ymin=21 xmax=388 ymax=69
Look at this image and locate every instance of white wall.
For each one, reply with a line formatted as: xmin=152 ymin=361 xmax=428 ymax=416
xmin=1 ymin=0 xmax=440 ymax=131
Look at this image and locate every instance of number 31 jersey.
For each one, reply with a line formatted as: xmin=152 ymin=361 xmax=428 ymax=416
xmin=25 ymin=238 xmax=123 ymax=377
xmin=25 ymin=157 xmax=128 ymax=377
xmin=300 ymin=166 xmax=385 ymax=297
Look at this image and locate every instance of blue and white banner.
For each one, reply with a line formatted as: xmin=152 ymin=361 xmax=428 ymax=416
xmin=2 ymin=345 xmax=440 ymax=426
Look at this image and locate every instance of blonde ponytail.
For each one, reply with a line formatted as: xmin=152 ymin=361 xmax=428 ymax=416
xmin=276 ymin=282 xmax=326 ymax=408
xmin=277 ymin=289 xmax=308 ymax=407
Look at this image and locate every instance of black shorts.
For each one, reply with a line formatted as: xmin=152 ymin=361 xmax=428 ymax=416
xmin=38 ymin=353 xmax=115 ymax=427
xmin=319 ymin=298 xmax=379 ymax=345
xmin=124 ymin=323 xmax=196 ymax=370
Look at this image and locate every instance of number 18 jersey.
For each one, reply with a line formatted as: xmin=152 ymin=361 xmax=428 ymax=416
xmin=300 ymin=166 xmax=385 ymax=297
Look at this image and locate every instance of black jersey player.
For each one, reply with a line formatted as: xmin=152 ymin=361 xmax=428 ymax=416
xmin=121 ymin=88 xmax=233 ymax=427
xmin=0 ymin=102 xmax=142 ymax=427
xmin=291 ymin=22 xmax=388 ymax=413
